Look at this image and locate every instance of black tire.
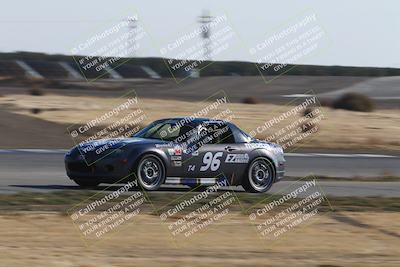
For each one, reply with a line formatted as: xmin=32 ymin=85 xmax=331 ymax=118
xmin=242 ymin=157 xmax=275 ymax=193
xmin=73 ymin=179 xmax=100 ymax=188
xmin=136 ymin=154 xmax=166 ymax=191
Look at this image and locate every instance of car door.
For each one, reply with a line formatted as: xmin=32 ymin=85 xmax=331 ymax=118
xmin=188 ymin=122 xmax=249 ymax=181
xmin=194 ymin=143 xmax=227 ymax=178
xmin=180 ymin=122 xmax=224 ymax=178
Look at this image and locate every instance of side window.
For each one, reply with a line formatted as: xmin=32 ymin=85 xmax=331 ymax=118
xmin=177 ymin=124 xmax=197 ymax=144
xmin=209 ymin=124 xmax=235 ymax=144
xmin=184 ymin=122 xmax=236 ymax=150
xmin=150 ymin=123 xmax=180 ymax=140
xmin=230 ymin=123 xmax=252 ymax=143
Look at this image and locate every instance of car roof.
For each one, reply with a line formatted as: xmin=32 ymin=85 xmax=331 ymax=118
xmin=161 ymin=117 xmax=228 ymax=124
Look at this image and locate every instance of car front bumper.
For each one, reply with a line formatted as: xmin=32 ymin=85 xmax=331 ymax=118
xmin=64 ymin=156 xmax=133 ymax=183
xmin=275 ymin=160 xmax=285 ymax=182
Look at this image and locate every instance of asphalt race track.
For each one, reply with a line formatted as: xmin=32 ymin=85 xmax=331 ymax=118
xmin=1 ymin=150 xmax=400 ymax=197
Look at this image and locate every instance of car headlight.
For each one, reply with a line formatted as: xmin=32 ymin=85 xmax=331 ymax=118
xmin=269 ymin=143 xmax=283 ymax=154
xmin=65 ymin=148 xmax=77 ymax=157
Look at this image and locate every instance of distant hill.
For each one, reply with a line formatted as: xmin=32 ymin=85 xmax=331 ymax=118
xmin=1 ymin=51 xmax=400 ymax=78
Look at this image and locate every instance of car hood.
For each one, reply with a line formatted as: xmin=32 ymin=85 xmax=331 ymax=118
xmin=77 ymin=137 xmax=168 ymax=151
xmin=248 ymin=139 xmax=284 ymax=152
xmin=74 ymin=137 xmax=168 ymax=154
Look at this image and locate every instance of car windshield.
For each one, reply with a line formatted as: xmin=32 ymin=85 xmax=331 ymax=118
xmin=133 ymin=120 xmax=195 ymax=142
xmin=236 ymin=126 xmax=253 ymax=142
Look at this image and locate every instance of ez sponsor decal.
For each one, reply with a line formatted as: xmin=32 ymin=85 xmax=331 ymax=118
xmin=225 ymin=153 xmax=249 ymax=163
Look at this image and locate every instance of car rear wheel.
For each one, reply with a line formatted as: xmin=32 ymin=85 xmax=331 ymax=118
xmin=242 ymin=157 xmax=275 ymax=193
xmin=73 ymin=179 xmax=100 ymax=188
xmin=137 ymin=154 xmax=165 ymax=191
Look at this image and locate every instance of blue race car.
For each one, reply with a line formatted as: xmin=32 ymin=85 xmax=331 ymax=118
xmin=65 ymin=118 xmax=285 ymax=193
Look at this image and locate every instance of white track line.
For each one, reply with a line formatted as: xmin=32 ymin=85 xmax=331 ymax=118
xmin=281 ymin=94 xmax=315 ymax=98
xmin=0 ymin=149 xmax=68 ymax=154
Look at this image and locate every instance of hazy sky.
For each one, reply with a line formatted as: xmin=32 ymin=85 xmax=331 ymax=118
xmin=0 ymin=0 xmax=399 ymax=68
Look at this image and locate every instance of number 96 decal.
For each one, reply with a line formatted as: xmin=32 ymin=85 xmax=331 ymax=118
xmin=200 ymin=152 xmax=223 ymax=171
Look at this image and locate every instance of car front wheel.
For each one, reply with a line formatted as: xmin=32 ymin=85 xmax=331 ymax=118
xmin=242 ymin=157 xmax=275 ymax=193
xmin=136 ymin=154 xmax=166 ymax=191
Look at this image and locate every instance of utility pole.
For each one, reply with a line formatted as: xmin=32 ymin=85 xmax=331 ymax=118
xmin=127 ymin=16 xmax=138 ymax=58
xmin=198 ymin=9 xmax=214 ymax=61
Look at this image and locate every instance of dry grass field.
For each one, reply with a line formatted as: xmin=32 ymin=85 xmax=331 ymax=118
xmin=0 ymin=211 xmax=399 ymax=267
xmin=1 ymin=93 xmax=399 ymax=152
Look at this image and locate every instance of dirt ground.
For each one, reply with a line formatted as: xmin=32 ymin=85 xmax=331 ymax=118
xmin=0 ymin=211 xmax=399 ymax=267
xmin=1 ymin=93 xmax=399 ymax=152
